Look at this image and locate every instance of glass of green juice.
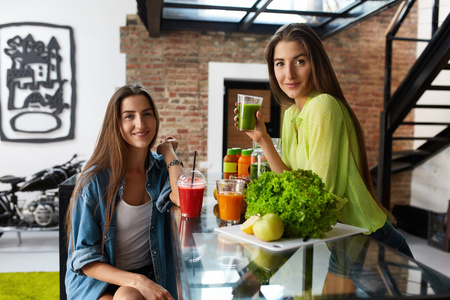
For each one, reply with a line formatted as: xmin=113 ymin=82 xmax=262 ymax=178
xmin=237 ymin=94 xmax=263 ymax=132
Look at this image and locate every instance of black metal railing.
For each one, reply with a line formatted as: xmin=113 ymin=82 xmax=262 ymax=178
xmin=376 ymin=0 xmax=450 ymax=209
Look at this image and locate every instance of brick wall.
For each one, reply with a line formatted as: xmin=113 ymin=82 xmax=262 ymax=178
xmin=120 ymin=3 xmax=417 ymax=207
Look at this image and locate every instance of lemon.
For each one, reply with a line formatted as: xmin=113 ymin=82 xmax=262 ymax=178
xmin=240 ymin=214 xmax=261 ymax=234
xmin=213 ymin=187 xmax=218 ymax=200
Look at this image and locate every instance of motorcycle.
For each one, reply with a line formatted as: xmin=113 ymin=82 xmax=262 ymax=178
xmin=0 ymin=154 xmax=84 ymax=237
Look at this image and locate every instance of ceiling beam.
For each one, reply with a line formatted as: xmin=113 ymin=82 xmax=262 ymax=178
xmin=147 ymin=0 xmax=163 ymax=37
xmin=238 ymin=0 xmax=273 ymax=32
xmin=164 ymin=3 xmax=248 ymax=11
xmin=162 ymin=19 xmax=280 ymax=34
xmin=318 ymin=0 xmax=403 ymax=39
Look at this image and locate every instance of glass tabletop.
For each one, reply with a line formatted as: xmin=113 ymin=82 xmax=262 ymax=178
xmin=170 ymin=195 xmax=450 ymax=299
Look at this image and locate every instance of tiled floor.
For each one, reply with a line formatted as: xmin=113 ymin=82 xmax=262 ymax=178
xmin=0 ymin=229 xmax=449 ymax=278
xmin=399 ymin=229 xmax=450 ymax=277
xmin=0 ymin=230 xmax=59 ymax=273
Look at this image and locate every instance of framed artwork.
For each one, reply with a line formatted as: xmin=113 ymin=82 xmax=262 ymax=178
xmin=0 ymin=22 xmax=76 ymax=143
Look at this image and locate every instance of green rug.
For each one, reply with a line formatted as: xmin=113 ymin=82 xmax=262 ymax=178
xmin=0 ymin=272 xmax=59 ymax=300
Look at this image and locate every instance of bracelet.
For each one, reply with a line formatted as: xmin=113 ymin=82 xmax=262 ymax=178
xmin=167 ymin=160 xmax=184 ymax=169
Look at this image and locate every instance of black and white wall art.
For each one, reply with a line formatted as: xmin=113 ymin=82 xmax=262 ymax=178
xmin=0 ymin=22 xmax=76 ymax=143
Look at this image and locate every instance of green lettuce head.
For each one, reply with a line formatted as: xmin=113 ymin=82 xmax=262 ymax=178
xmin=244 ymin=169 xmax=340 ymax=239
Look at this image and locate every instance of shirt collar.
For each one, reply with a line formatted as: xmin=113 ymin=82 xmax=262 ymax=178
xmin=290 ymin=89 xmax=320 ymax=126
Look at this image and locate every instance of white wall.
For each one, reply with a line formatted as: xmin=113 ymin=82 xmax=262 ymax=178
xmin=0 ymin=0 xmax=136 ymax=188
xmin=410 ymin=0 xmax=450 ymax=212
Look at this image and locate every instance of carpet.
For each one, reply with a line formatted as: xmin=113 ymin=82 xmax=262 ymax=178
xmin=0 ymin=272 xmax=59 ymax=300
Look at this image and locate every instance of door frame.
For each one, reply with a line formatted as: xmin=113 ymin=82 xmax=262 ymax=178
xmin=207 ymin=62 xmax=268 ymax=174
xmin=223 ymin=80 xmax=280 ymax=159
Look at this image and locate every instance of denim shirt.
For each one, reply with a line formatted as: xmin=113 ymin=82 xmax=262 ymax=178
xmin=65 ymin=151 xmax=177 ymax=299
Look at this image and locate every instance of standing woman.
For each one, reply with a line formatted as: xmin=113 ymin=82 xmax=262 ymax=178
xmin=65 ymin=83 xmax=183 ymax=299
xmin=238 ymin=23 xmax=413 ymax=257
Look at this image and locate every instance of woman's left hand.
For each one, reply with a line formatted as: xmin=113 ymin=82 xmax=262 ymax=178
xmin=157 ymin=136 xmax=178 ymax=155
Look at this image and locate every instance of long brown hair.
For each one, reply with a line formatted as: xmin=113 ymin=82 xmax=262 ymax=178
xmin=65 ymin=83 xmax=160 ymax=253
xmin=265 ymin=23 xmax=393 ymax=221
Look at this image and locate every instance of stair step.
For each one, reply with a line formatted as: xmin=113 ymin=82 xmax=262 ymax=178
xmin=427 ymin=85 xmax=450 ymax=91
xmin=392 ymin=162 xmax=413 ymax=173
xmin=369 ymin=149 xmax=431 ymax=177
xmin=391 ymin=37 xmax=430 ymax=43
xmin=393 ymin=136 xmax=450 ymax=142
xmin=392 ymin=149 xmax=430 ymax=158
xmin=370 ymin=162 xmax=413 ymax=176
xmin=414 ymin=104 xmax=450 ymax=109
xmin=401 ymin=122 xmax=450 ymax=126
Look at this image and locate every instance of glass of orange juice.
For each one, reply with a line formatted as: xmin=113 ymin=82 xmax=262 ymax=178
xmin=216 ymin=179 xmax=246 ymax=224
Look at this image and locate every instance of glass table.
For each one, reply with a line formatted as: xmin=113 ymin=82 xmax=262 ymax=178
xmin=169 ymin=195 xmax=450 ymax=299
xmin=59 ymin=173 xmax=450 ymax=299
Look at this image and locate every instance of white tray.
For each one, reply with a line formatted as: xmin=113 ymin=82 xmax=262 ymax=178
xmin=214 ymin=222 xmax=368 ymax=252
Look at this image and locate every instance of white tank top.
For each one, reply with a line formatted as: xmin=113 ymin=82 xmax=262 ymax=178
xmin=115 ymin=198 xmax=152 ymax=270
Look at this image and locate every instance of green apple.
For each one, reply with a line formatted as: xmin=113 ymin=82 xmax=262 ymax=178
xmin=253 ymin=213 xmax=284 ymax=242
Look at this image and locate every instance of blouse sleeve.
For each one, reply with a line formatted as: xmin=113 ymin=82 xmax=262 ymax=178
xmin=68 ymin=191 xmax=109 ymax=275
xmin=303 ymin=95 xmax=349 ymax=208
xmin=154 ymin=156 xmax=173 ymax=213
xmin=155 ymin=174 xmax=172 ymax=212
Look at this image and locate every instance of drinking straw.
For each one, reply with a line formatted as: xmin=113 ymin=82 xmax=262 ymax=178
xmin=191 ymin=151 xmax=197 ymax=187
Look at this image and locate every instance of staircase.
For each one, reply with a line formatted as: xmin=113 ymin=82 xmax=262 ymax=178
xmin=373 ymin=0 xmax=450 ymax=209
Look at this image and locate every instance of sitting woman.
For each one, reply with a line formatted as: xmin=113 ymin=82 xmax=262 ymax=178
xmin=65 ymin=83 xmax=183 ymax=300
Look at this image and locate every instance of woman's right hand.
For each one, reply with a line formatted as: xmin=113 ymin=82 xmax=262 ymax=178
xmin=83 ymin=262 xmax=174 ymax=300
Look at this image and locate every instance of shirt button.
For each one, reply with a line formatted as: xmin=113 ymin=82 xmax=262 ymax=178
xmin=151 ymin=226 xmax=154 ymax=229
xmin=147 ymin=183 xmax=150 ymax=187
xmin=153 ymin=251 xmax=157 ymax=255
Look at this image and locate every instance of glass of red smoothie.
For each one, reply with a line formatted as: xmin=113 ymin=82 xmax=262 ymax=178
xmin=177 ymin=170 xmax=207 ymax=217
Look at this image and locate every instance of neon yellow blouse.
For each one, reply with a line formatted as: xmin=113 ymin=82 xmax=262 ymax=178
xmin=281 ymin=91 xmax=386 ymax=233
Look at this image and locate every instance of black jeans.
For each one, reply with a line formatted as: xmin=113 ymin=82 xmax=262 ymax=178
xmin=105 ymin=264 xmax=155 ymax=295
xmin=368 ymin=220 xmax=414 ymax=258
